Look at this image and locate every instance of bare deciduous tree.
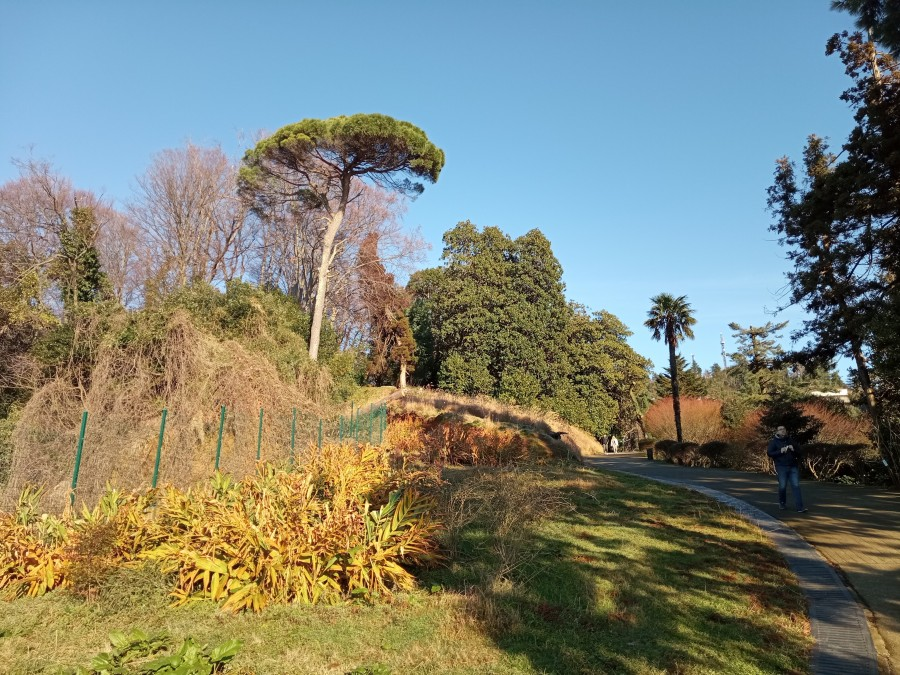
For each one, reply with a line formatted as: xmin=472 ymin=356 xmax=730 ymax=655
xmin=0 ymin=156 xmax=127 ymax=311
xmin=95 ymin=209 xmax=146 ymax=307
xmin=130 ymin=142 xmax=250 ymax=292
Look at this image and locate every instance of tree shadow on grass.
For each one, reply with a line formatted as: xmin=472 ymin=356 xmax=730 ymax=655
xmin=424 ymin=468 xmax=811 ymax=674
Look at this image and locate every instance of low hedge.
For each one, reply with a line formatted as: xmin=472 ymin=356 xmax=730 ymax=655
xmin=648 ymin=437 xmax=887 ymax=484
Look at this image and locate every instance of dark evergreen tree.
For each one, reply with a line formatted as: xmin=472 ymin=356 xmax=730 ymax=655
xmin=758 ymin=397 xmax=823 ymax=446
xmin=768 ymin=32 xmax=900 ymax=483
xmin=728 ymin=321 xmax=788 ymax=395
xmin=832 ymin=0 xmax=900 ymax=55
xmin=427 ymin=222 xmax=569 ymax=400
xmin=407 ymin=222 xmax=650 ymax=437
xmin=655 ymin=354 xmax=706 ymax=398
xmin=52 ymin=206 xmax=111 ymax=312
xmin=406 ymin=267 xmax=444 ymax=387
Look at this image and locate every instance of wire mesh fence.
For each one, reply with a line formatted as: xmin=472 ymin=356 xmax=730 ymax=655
xmin=58 ymin=402 xmax=389 ymax=508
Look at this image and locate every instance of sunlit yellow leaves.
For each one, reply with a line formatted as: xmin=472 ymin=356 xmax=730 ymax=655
xmin=0 ymin=443 xmax=441 ymax=612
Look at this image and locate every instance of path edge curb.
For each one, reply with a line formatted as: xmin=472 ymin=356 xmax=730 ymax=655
xmin=599 ymin=469 xmax=879 ymax=675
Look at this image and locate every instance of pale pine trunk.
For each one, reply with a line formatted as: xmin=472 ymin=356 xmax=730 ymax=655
xmin=308 ymin=210 xmax=344 ymax=361
xmin=399 ymin=362 xmax=407 ymax=390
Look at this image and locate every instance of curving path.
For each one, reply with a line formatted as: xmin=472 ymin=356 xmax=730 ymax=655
xmin=583 ymin=453 xmax=900 ymax=675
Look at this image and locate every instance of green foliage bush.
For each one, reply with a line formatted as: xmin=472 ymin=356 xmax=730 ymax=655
xmin=654 ymin=439 xmax=726 ymax=468
xmin=697 ymin=440 xmax=731 ymax=468
xmin=637 ymin=438 xmax=655 ymax=452
xmin=801 ymin=442 xmax=879 ymax=482
xmin=438 ymin=353 xmax=494 ymax=396
xmin=653 ymin=439 xmax=678 ymax=459
xmin=327 ymin=349 xmax=366 ymax=402
xmin=497 ymin=368 xmax=541 ymax=407
xmin=669 ymin=442 xmax=701 ymax=465
xmin=64 ymin=628 xmax=241 ymax=674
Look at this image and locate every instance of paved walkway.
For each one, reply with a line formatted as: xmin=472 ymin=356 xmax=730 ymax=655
xmin=584 ymin=453 xmax=900 ymax=675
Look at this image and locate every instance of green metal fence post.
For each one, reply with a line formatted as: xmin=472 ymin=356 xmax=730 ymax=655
xmin=318 ymin=418 xmax=323 ymax=449
xmin=369 ymin=410 xmax=373 ymax=443
xmin=70 ymin=411 xmax=89 ymax=508
xmin=215 ymin=405 xmax=226 ymax=470
xmin=152 ymin=408 xmax=168 ymax=488
xmin=257 ymin=407 xmax=264 ymax=461
xmin=290 ymin=407 xmax=296 ymax=466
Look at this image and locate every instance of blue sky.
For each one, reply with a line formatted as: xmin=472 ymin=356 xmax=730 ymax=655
xmin=1 ymin=1 xmax=859 ymax=374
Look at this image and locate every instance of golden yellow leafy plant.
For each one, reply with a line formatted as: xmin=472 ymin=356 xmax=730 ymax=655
xmin=0 ymin=444 xmax=441 ymax=612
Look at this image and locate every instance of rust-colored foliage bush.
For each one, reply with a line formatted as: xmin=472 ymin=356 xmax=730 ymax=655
xmin=395 ymin=388 xmax=598 ymax=457
xmin=0 ymin=443 xmax=442 ymax=611
xmin=801 ymin=401 xmax=871 ymax=446
xmin=648 ymin=398 xmax=877 ymax=479
xmin=643 ymin=397 xmax=725 ymax=445
xmin=385 ymin=411 xmax=537 ymax=466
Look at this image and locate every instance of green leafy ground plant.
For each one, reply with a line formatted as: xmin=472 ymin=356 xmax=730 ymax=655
xmin=63 ymin=628 xmax=241 ymax=674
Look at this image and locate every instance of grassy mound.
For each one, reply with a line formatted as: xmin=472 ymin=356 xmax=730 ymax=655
xmin=392 ymin=388 xmax=605 ymax=460
xmin=3 ymin=282 xmax=350 ymax=511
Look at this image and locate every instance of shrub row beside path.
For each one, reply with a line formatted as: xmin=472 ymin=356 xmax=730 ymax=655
xmin=586 ymin=453 xmax=900 ymax=675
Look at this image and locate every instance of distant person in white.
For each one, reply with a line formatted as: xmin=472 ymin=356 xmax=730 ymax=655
xmin=609 ymin=435 xmax=619 ymax=453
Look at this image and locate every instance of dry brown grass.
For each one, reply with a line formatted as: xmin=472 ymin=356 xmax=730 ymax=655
xmin=3 ymin=311 xmax=330 ymax=512
xmin=392 ymin=388 xmax=605 ymax=459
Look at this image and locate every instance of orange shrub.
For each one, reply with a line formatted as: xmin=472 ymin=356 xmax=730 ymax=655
xmin=384 ymin=413 xmax=427 ymax=460
xmin=801 ymin=401 xmax=872 ymax=446
xmin=385 ymin=412 xmax=535 ymax=467
xmin=643 ymin=397 xmax=726 ymax=445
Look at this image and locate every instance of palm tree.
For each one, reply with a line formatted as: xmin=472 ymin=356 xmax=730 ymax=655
xmin=645 ymin=294 xmax=696 ymax=443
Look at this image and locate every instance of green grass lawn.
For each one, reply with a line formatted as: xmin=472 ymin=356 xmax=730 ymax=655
xmin=0 ymin=465 xmax=810 ymax=674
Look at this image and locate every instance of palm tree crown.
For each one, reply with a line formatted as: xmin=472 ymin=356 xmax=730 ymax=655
xmin=644 ymin=294 xmax=696 ymax=347
xmin=645 ymin=293 xmax=696 ymax=444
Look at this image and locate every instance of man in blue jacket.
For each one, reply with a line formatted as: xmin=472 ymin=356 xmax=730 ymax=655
xmin=767 ymin=425 xmax=808 ymax=513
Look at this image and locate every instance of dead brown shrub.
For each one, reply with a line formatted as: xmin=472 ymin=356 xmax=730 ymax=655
xmin=3 ymin=312 xmax=322 ymax=512
xmin=394 ymin=388 xmax=599 ymax=459
xmin=439 ymin=468 xmax=572 ymax=582
xmin=386 ymin=410 xmax=538 ymax=467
